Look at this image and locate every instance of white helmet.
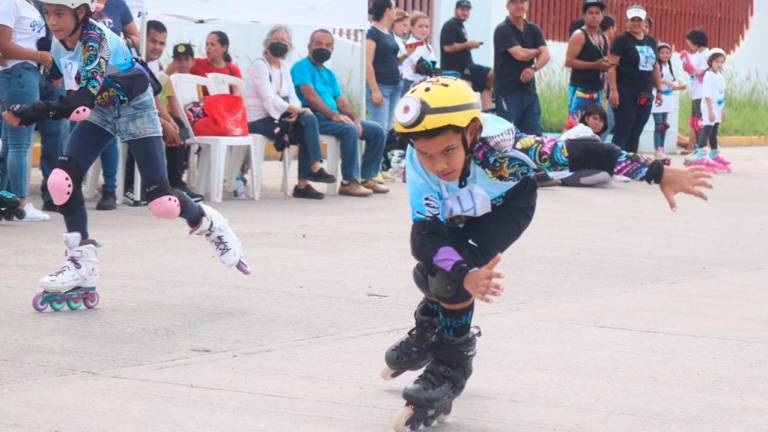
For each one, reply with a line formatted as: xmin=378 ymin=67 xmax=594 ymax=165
xmin=39 ymin=0 xmax=96 ymax=12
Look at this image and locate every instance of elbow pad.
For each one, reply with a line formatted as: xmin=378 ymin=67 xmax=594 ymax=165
xmin=642 ymin=160 xmax=665 ymax=185
xmin=48 ymin=89 xmax=97 ymax=121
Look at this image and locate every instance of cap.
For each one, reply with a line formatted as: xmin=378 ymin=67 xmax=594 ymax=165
xmin=626 ymin=5 xmax=647 ymax=20
xmin=172 ymin=43 xmax=194 ymax=59
xmin=456 ymin=0 xmax=472 ymax=10
xmin=657 ymin=42 xmax=672 ymax=51
xmin=583 ymin=0 xmax=605 ymax=13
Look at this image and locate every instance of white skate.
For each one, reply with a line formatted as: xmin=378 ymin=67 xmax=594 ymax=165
xmin=39 ymin=232 xmax=100 ymax=293
xmin=190 ymin=204 xmax=251 ymax=275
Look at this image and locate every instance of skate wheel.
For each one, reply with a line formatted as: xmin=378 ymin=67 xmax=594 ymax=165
xmin=49 ymin=298 xmax=66 ymax=312
xmin=32 ymin=292 xmax=49 ymax=312
xmin=83 ymin=291 xmax=100 ymax=309
xmin=236 ymin=260 xmax=251 ymax=275
xmin=67 ymin=298 xmax=82 ymax=310
xmin=393 ymin=406 xmax=416 ymax=432
xmin=381 ymin=366 xmax=398 ymax=381
xmin=436 ymin=414 xmax=448 ymax=424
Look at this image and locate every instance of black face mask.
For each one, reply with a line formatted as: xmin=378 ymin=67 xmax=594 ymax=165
xmin=268 ymin=42 xmax=289 ymax=58
xmin=311 ymin=48 xmax=332 ymax=64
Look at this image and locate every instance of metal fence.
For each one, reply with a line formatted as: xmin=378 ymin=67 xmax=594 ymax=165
xmin=529 ymin=0 xmax=754 ymax=53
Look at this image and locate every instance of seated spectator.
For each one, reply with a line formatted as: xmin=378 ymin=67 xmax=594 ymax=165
xmin=401 ymin=12 xmax=438 ymax=94
xmin=292 ymin=29 xmax=388 ymax=197
xmin=191 ymin=30 xmax=241 ymax=94
xmin=244 ymin=25 xmax=336 ymax=200
xmin=158 ymin=43 xmax=204 ymax=202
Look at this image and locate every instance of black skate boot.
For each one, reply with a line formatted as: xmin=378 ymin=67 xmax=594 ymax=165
xmin=0 ymin=191 xmax=26 ymax=221
xmin=382 ymin=299 xmax=443 ymax=380
xmin=394 ymin=328 xmax=481 ymax=431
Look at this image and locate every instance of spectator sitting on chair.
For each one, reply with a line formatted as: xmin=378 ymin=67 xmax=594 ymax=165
xmin=440 ymin=0 xmax=494 ymax=110
xmin=191 ymin=31 xmax=241 ymax=94
xmin=493 ymin=0 xmax=550 ymax=136
xmin=291 ymin=29 xmax=388 ymax=197
xmin=157 ymin=43 xmax=204 ymax=202
xmin=244 ymin=25 xmax=336 ymax=200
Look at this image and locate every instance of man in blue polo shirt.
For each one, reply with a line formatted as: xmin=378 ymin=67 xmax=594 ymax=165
xmin=292 ymin=29 xmax=388 ymax=197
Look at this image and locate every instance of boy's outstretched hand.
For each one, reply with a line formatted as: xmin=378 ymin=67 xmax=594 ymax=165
xmin=660 ymin=166 xmax=713 ymax=212
xmin=464 ymin=254 xmax=505 ymax=304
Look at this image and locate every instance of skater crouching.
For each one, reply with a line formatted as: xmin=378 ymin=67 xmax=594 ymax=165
xmin=384 ymin=77 xmax=712 ymax=431
xmin=2 ymin=0 xmax=250 ymax=299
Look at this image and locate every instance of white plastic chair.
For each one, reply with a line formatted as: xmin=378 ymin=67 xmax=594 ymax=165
xmin=279 ymin=135 xmax=342 ymax=196
xmin=207 ymin=73 xmax=268 ymax=199
xmin=170 ymin=73 xmax=258 ymax=203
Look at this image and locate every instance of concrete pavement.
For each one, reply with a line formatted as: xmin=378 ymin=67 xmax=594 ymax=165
xmin=1 ymin=148 xmax=767 ymax=431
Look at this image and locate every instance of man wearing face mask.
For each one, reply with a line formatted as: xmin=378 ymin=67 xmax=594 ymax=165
xmin=291 ymin=29 xmax=388 ymax=197
xmin=244 ymin=25 xmax=336 ymax=200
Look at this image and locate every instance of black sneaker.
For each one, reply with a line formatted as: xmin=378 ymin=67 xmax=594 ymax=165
xmin=175 ymin=184 xmax=204 ymax=203
xmin=123 ymin=188 xmax=147 ymax=207
xmin=42 ymin=201 xmax=58 ymax=212
xmin=293 ymin=184 xmax=324 ymax=200
xmin=304 ymin=167 xmax=336 ymax=184
xmin=96 ymin=187 xmax=117 ymax=210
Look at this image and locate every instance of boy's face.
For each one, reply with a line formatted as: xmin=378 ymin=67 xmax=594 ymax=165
xmin=413 ymin=129 xmax=467 ymax=182
xmin=586 ymin=114 xmax=605 ymax=134
xmin=176 ymin=56 xmax=194 ymax=73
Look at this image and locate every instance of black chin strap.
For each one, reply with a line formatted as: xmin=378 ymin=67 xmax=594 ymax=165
xmin=458 ymin=132 xmax=473 ymax=188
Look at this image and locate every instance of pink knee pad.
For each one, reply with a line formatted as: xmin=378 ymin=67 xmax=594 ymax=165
xmin=48 ymin=168 xmax=75 ymax=206
xmin=69 ymin=106 xmax=91 ymax=122
xmin=148 ymin=195 xmax=181 ymax=219
xmin=688 ymin=116 xmax=703 ymax=133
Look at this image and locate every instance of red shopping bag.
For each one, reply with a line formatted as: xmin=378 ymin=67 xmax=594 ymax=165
xmin=192 ymin=94 xmax=249 ymax=137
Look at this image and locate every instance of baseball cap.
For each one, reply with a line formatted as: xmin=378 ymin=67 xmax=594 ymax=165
xmin=583 ymin=0 xmax=605 ymax=12
xmin=456 ymin=0 xmax=472 ymax=9
xmin=626 ymin=5 xmax=647 ymax=20
xmin=172 ymin=43 xmax=194 ymax=59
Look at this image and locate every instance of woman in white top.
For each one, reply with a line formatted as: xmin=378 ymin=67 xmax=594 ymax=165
xmin=400 ymin=12 xmax=437 ymax=96
xmin=244 ymin=25 xmax=335 ymax=199
xmin=0 ymin=0 xmax=52 ymax=221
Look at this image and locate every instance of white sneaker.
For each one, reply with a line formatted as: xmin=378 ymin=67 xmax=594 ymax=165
xmin=39 ymin=232 xmax=100 ymax=292
xmin=20 ymin=203 xmax=51 ymax=222
xmin=190 ymin=204 xmax=251 ymax=274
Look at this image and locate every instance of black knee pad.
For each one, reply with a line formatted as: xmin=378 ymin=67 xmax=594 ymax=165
xmin=655 ymin=121 xmax=670 ymax=134
xmin=565 ymin=137 xmax=622 ymax=174
xmin=414 ymin=262 xmax=473 ymax=304
xmin=50 ymin=156 xmax=85 ymax=215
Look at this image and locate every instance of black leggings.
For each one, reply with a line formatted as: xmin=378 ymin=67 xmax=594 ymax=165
xmin=697 ymin=123 xmax=719 ymax=150
xmin=64 ymin=121 xmax=202 ymax=239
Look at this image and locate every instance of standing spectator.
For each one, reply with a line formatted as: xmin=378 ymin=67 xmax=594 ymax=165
xmin=681 ymin=29 xmax=709 ymax=153
xmin=392 ymin=9 xmax=410 ymax=55
xmin=366 ymin=0 xmax=401 ymax=132
xmin=607 ymin=4 xmax=664 ymax=153
xmin=0 ymin=0 xmax=50 ymax=221
xmin=440 ymin=0 xmax=494 ymax=110
xmin=493 ymin=0 xmax=550 ymax=136
xmin=401 ymin=12 xmax=437 ymax=92
xmin=160 ymin=43 xmax=203 ymax=201
xmin=565 ymin=0 xmax=610 ymax=124
xmin=91 ymin=0 xmax=142 ymax=210
xmin=34 ymin=0 xmax=69 ymax=213
xmin=600 ymin=14 xmax=617 ymax=140
xmin=191 ymin=31 xmax=242 ymax=92
xmin=292 ymin=29 xmax=388 ymax=197
xmin=652 ymin=42 xmax=686 ymax=160
xmin=245 ymin=25 xmax=336 ymax=200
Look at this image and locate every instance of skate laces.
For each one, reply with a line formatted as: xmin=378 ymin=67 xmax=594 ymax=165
xmin=49 ymin=257 xmax=81 ymax=277
xmin=209 ymin=234 xmax=232 ymax=257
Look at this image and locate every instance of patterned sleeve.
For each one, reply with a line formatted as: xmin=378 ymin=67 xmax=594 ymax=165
xmin=613 ymin=151 xmax=657 ymax=182
xmin=79 ymin=24 xmax=110 ymax=98
xmin=505 ymin=135 xmax=570 ymax=175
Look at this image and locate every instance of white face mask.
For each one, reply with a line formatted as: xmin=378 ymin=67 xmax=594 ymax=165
xmin=442 ymin=184 xmax=492 ymax=220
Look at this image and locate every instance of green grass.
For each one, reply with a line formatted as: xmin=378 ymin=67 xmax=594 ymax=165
xmin=537 ymin=70 xmax=768 ymax=136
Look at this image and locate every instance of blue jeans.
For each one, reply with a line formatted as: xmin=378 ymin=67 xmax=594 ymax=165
xmin=611 ymin=86 xmax=653 ymax=153
xmin=366 ymin=83 xmax=401 ymax=131
xmin=653 ymin=112 xmax=669 ymax=150
xmin=315 ymin=114 xmax=385 ymax=181
xmin=0 ymin=63 xmax=41 ymax=199
xmin=249 ymin=112 xmax=323 ymax=179
xmin=495 ymin=92 xmax=544 ymax=136
xmin=38 ymin=78 xmax=69 ymax=203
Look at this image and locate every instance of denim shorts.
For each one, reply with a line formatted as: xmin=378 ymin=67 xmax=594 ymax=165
xmin=86 ymin=88 xmax=162 ymax=142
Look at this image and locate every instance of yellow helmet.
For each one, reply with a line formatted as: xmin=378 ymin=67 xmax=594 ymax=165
xmin=393 ymin=77 xmax=482 ymax=134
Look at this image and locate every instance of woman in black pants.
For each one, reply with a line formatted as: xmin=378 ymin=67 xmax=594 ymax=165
xmin=607 ymin=4 xmax=663 ymax=153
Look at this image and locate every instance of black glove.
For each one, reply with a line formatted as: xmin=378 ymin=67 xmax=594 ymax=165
xmin=8 ymin=102 xmax=51 ymax=126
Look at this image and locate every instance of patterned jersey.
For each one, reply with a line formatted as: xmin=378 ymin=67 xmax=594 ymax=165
xmin=51 ymin=20 xmax=134 ymax=108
